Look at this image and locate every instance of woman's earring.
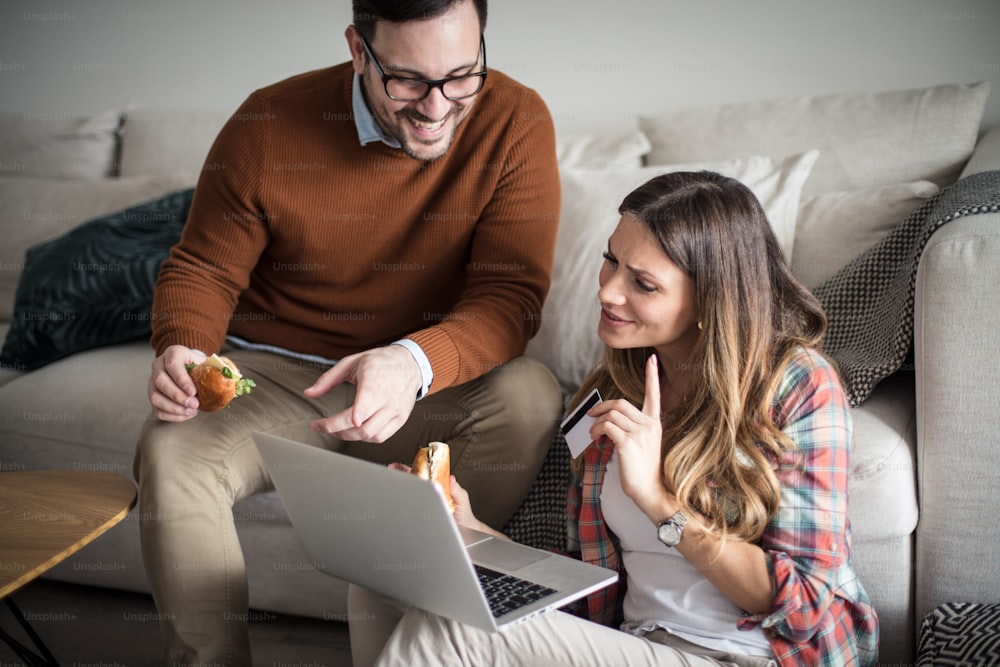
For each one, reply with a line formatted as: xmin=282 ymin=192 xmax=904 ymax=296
xmin=697 ymin=321 xmax=704 ymax=331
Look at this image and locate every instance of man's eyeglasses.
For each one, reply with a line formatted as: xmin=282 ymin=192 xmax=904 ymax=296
xmin=360 ymin=35 xmax=487 ymax=102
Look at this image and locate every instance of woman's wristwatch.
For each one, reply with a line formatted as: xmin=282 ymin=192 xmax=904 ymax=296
xmin=656 ymin=510 xmax=689 ymax=547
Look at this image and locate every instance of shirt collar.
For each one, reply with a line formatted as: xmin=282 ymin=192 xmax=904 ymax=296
xmin=352 ymin=73 xmax=401 ymax=149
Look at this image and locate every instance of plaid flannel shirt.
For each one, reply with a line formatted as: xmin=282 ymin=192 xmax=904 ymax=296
xmin=566 ymin=347 xmax=879 ymax=666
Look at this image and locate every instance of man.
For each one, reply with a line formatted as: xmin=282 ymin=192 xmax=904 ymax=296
xmin=133 ymin=0 xmax=562 ymax=663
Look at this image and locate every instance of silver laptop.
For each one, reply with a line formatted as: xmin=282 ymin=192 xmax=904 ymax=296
xmin=253 ymin=432 xmax=616 ymax=633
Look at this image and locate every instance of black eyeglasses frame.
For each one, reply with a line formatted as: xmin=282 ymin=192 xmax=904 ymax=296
xmin=359 ymin=34 xmax=488 ymax=102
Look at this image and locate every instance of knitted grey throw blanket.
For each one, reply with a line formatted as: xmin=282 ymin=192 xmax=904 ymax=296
xmin=503 ymin=170 xmax=1000 ymax=552
xmin=814 ymin=170 xmax=1000 ymax=407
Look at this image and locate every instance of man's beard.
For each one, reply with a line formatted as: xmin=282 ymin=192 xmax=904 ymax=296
xmin=363 ymin=76 xmax=469 ymax=163
xmin=394 ymin=107 xmax=464 ymax=162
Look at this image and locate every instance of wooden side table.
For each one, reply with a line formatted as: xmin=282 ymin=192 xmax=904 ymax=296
xmin=0 ymin=470 xmax=138 ymax=665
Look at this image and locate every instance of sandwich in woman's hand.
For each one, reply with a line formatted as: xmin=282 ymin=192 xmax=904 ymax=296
xmin=185 ymin=354 xmax=256 ymax=412
xmin=411 ymin=441 xmax=455 ymax=512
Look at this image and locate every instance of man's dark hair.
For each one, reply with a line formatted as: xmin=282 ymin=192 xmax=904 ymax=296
xmin=353 ymin=0 xmax=487 ymax=41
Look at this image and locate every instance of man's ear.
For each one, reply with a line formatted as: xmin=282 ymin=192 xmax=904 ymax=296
xmin=345 ymin=25 xmax=366 ymax=75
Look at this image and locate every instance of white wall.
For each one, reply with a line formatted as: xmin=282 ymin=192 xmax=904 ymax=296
xmin=2 ymin=0 xmax=998 ymax=135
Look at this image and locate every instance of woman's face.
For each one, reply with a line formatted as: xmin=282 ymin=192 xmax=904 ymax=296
xmin=597 ymin=215 xmax=701 ymax=360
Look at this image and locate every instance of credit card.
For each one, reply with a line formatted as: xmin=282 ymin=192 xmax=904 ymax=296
xmin=560 ymin=388 xmax=602 ymax=457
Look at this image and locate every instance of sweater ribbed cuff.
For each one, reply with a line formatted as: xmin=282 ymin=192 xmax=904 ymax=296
xmin=406 ymin=328 xmax=458 ymax=394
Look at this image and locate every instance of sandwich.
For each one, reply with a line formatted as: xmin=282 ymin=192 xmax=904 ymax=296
xmin=185 ymin=353 xmax=256 ymax=412
xmin=411 ymin=441 xmax=455 ymax=512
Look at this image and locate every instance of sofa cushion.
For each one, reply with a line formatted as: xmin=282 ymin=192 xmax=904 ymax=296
xmin=846 ymin=371 xmax=918 ymax=542
xmin=0 ymin=109 xmax=122 ymax=180
xmin=0 ymin=341 xmax=154 ymax=468
xmin=0 ymin=173 xmax=197 ymax=322
xmin=556 ymin=130 xmax=651 ymax=170
xmin=851 ymin=535 xmax=915 ymax=667
xmin=526 ymin=151 xmax=818 ymax=394
xmin=638 ymin=82 xmax=990 ymax=197
xmin=792 ymin=181 xmax=941 ymax=290
xmin=961 ymin=126 xmax=1000 ymax=178
xmin=119 ymin=108 xmax=232 ymax=178
xmin=0 ymin=187 xmax=195 ymax=371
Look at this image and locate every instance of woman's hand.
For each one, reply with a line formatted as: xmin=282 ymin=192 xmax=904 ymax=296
xmin=390 ymin=463 xmax=510 ymax=540
xmin=588 ymin=354 xmax=667 ymax=518
xmin=447 ymin=476 xmax=481 ymax=530
xmin=450 ymin=476 xmax=512 ymax=540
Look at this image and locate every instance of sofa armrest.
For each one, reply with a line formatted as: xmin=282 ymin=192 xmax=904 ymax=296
xmin=914 ymin=168 xmax=1000 ymax=626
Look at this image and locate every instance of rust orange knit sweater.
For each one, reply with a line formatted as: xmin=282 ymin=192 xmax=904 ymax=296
xmin=151 ymin=63 xmax=560 ymax=393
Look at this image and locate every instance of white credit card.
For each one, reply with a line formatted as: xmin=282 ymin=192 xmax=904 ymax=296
xmin=560 ymin=388 xmax=602 ymax=458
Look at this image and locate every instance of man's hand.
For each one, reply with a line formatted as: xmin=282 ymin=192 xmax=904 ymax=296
xmin=148 ymin=344 xmax=207 ymax=422
xmin=306 ymin=345 xmax=422 ymax=443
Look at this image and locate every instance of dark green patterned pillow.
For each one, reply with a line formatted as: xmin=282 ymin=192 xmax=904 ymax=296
xmin=0 ymin=187 xmax=195 ymax=370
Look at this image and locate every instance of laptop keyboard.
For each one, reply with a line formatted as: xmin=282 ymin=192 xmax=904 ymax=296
xmin=475 ymin=565 xmax=557 ymax=618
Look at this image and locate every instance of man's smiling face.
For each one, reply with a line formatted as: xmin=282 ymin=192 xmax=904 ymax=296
xmin=348 ymin=1 xmax=484 ymax=162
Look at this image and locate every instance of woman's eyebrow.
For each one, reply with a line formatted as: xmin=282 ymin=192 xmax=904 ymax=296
xmin=608 ymin=243 xmax=662 ymax=284
xmin=626 ymin=264 xmax=660 ymax=284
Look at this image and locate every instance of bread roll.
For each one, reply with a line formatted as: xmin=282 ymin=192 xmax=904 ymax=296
xmin=411 ymin=441 xmax=454 ymax=512
xmin=186 ymin=354 xmax=255 ymax=412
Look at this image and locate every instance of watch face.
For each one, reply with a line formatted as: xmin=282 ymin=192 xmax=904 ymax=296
xmin=657 ymin=521 xmax=682 ymax=546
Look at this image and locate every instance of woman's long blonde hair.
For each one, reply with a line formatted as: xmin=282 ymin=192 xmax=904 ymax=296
xmin=571 ymin=171 xmax=827 ymax=542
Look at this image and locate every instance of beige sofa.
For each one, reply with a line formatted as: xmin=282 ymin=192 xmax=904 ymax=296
xmin=1 ymin=81 xmax=998 ymax=665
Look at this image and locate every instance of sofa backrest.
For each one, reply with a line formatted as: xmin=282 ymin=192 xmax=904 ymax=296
xmin=118 ymin=108 xmax=232 ymax=178
xmin=0 ymin=82 xmax=991 ymax=393
xmin=531 ymin=81 xmax=991 ymax=392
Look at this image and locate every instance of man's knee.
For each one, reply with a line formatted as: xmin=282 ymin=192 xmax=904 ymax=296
xmin=452 ymin=357 xmax=562 ymax=528
xmin=133 ymin=416 xmax=230 ymax=495
xmin=486 ymin=356 xmax=563 ymax=432
xmin=133 ymin=417 xmax=176 ymax=485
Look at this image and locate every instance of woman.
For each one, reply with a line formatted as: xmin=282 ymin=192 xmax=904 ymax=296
xmin=350 ymin=171 xmax=879 ymax=666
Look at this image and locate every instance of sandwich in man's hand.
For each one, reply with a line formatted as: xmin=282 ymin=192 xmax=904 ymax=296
xmin=186 ymin=354 xmax=257 ymax=412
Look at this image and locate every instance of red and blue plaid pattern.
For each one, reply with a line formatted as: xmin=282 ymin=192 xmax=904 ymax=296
xmin=567 ymin=347 xmax=879 ymax=666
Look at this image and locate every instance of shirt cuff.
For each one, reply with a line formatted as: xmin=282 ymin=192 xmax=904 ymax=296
xmin=392 ymin=339 xmax=433 ymax=399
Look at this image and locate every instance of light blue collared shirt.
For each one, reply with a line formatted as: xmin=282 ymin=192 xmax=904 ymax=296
xmin=352 ymin=73 xmax=402 ymax=149
xmin=225 ymin=74 xmax=434 ymax=399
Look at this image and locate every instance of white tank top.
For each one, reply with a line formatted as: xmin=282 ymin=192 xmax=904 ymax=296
xmin=601 ymin=451 xmax=774 ymax=658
